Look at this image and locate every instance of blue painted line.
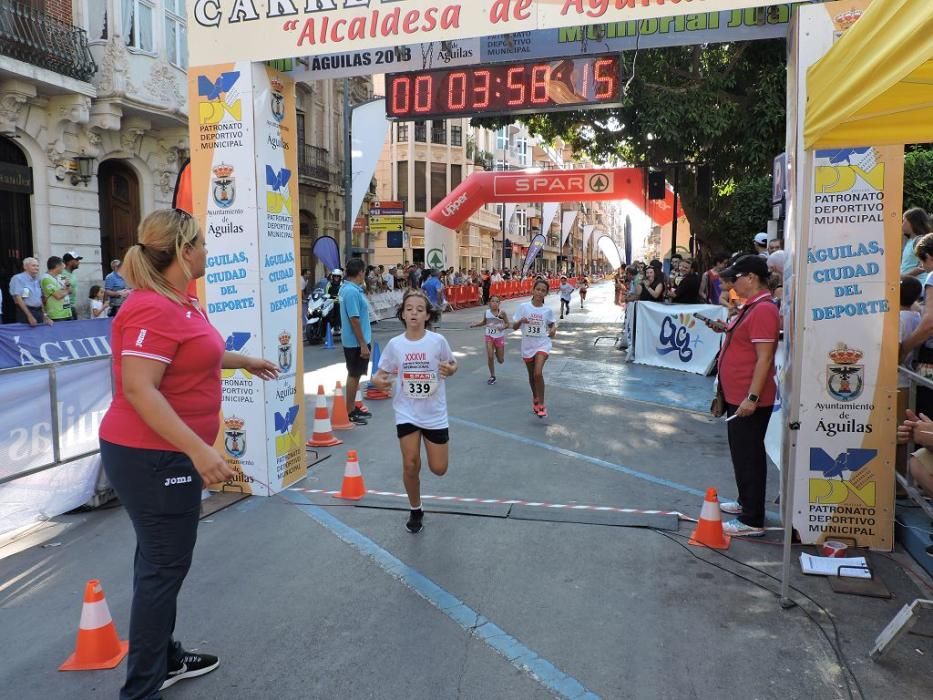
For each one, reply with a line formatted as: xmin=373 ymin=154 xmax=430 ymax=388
xmin=450 ymin=416 xmax=706 ymax=498
xmin=449 ymin=416 xmax=782 ymax=521
xmin=282 ymin=489 xmax=600 ymax=700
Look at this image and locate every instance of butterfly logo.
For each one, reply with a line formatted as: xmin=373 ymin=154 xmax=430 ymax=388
xmin=197 ymin=71 xmax=242 ymax=125
xmin=224 ymin=331 xmax=251 ymax=352
xmin=197 ymin=72 xmax=240 ymax=100
xmin=266 ymin=166 xmax=293 ymax=215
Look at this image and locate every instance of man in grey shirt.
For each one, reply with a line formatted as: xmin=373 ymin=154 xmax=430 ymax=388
xmin=9 ymin=257 xmax=48 ymax=326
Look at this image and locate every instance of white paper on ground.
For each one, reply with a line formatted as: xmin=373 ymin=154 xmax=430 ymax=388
xmin=799 ymin=553 xmax=871 ymax=579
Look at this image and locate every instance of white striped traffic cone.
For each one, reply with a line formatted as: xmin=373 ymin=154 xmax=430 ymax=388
xmin=59 ymin=580 xmax=129 ymax=671
xmin=306 ymin=385 xmax=343 ymax=447
xmin=333 ymin=450 xmax=366 ymax=500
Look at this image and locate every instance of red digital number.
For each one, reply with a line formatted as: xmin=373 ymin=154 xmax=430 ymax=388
xmin=448 ymin=72 xmax=467 ymax=111
xmin=391 ymin=76 xmax=410 ymax=115
xmin=594 ymin=59 xmax=616 ymax=99
xmin=472 ymin=70 xmax=491 ymax=109
xmin=414 ymin=75 xmax=432 ymax=113
xmin=506 ymin=67 xmax=525 ymax=106
xmin=530 ymin=65 xmax=550 ymax=104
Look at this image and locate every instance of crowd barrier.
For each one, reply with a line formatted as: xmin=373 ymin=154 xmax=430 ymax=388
xmin=627 ymin=301 xmax=727 ymax=376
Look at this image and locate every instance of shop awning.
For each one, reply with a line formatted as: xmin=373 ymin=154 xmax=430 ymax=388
xmin=804 ymin=0 xmax=933 ymax=149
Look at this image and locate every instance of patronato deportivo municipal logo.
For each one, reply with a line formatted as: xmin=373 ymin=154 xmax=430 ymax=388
xmin=277 ymin=330 xmax=292 ymax=372
xmin=270 ymin=77 xmax=285 ymax=123
xmin=826 ymin=343 xmax=863 ymax=401
xmin=223 ymin=415 xmax=246 ymax=458
xmin=809 ymin=447 xmax=877 ymax=507
xmin=197 ymin=71 xmax=241 ymax=125
xmin=211 ymin=163 xmax=235 ymax=208
xmin=265 ymin=165 xmax=293 ymax=216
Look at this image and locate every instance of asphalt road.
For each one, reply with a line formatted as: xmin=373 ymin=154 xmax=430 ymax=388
xmin=1 ymin=282 xmax=931 ymax=699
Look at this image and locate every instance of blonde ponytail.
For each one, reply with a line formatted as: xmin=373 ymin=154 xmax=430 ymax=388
xmin=122 ymin=209 xmax=200 ymax=304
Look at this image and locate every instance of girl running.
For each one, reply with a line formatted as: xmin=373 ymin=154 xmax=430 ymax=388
xmin=372 ymin=289 xmax=458 ymax=533
xmin=558 ymin=275 xmax=574 ymax=319
xmin=470 ymin=295 xmax=510 ymax=384
xmin=579 ymin=276 xmax=589 ymax=308
xmin=513 ymin=278 xmax=557 ymax=418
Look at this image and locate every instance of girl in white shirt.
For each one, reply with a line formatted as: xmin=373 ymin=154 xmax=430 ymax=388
xmin=558 ymin=276 xmax=574 ymax=319
xmin=89 ymin=285 xmax=109 ymax=319
xmin=372 ymin=288 xmax=458 ymax=533
xmin=470 ymin=294 xmax=510 ymax=385
xmin=513 ymin=278 xmax=557 ymax=418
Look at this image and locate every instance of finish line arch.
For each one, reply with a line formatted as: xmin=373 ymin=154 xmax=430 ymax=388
xmin=424 ymin=167 xmax=676 ymax=270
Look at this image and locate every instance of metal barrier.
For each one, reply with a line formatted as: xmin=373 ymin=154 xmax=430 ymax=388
xmin=897 ymin=366 xmax=933 ymax=521
xmin=0 ymin=355 xmax=110 ymax=487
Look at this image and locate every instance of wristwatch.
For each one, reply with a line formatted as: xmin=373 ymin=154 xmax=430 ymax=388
xmin=747 ymin=393 xmax=760 ymax=403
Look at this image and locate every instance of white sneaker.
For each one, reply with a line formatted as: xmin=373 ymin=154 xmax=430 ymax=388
xmin=723 ymin=518 xmax=765 ymax=537
xmin=720 ymin=501 xmax=743 ymax=515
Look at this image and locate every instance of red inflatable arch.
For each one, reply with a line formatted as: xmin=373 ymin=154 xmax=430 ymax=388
xmin=425 ymin=168 xmax=678 ymax=270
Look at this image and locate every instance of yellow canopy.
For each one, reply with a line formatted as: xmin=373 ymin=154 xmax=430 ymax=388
xmin=805 ymin=0 xmax=933 ymax=150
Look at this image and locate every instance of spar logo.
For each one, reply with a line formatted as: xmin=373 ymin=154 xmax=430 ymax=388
xmin=441 ymin=193 xmax=468 ymax=218
xmin=656 ymin=313 xmax=700 ymax=363
xmin=197 ymin=72 xmax=241 ymax=125
xmin=814 ymin=148 xmax=883 ymax=193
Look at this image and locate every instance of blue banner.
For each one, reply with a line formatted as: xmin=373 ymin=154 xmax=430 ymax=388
xmin=312 ymin=235 xmax=340 ymax=272
xmin=522 ymin=234 xmax=547 ymax=278
xmin=0 ymin=319 xmax=112 ymax=368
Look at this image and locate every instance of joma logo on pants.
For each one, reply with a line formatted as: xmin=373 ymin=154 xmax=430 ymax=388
xmin=164 ymin=476 xmax=193 ymax=486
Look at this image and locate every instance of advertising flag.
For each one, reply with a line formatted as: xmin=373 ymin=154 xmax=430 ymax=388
xmin=522 ymin=233 xmax=546 ymax=277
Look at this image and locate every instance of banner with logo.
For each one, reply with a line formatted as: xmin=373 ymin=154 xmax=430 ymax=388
xmin=188 ymin=64 xmax=306 ymax=496
xmin=632 ymin=301 xmax=726 ymax=375
xmin=0 ymin=359 xmax=111 ymax=534
xmin=186 ymin=1 xmax=791 ymax=67
xmin=521 ymin=233 xmax=546 ymax=277
xmin=0 ymin=319 xmax=112 ymax=369
xmin=560 ymin=210 xmax=577 ymax=248
xmin=790 ymin=145 xmax=902 ymax=549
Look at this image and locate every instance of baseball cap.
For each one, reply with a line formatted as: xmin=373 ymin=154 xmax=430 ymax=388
xmin=62 ymin=251 xmax=84 ymax=262
xmin=754 ymin=232 xmax=769 ymax=246
xmin=720 ymin=254 xmax=769 ymax=280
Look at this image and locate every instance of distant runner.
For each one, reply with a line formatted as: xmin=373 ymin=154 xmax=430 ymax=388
xmin=372 ymin=289 xmax=458 ymax=533
xmin=470 ymin=295 xmax=510 ymax=385
xmin=558 ymin=275 xmax=574 ymax=319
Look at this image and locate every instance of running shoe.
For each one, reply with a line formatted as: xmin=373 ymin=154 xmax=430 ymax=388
xmin=720 ymin=501 xmax=743 ymax=515
xmin=722 ymin=519 xmax=765 ymax=537
xmin=532 ymin=402 xmax=543 ymax=417
xmin=406 ymin=508 xmax=424 ymax=533
xmin=487 ymin=376 xmax=496 ymax=385
xmin=348 ymin=411 xmax=368 ymax=425
xmin=160 ymin=651 xmax=220 ymax=691
xmin=538 ymin=405 xmax=548 ymax=418
xmin=353 ymin=406 xmax=372 ymax=418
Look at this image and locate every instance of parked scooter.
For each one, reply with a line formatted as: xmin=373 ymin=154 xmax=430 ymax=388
xmin=304 ymin=287 xmax=342 ymax=344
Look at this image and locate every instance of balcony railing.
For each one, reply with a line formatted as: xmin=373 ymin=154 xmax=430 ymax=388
xmin=0 ymin=1 xmax=97 ymax=82
xmin=414 ymin=123 xmax=426 ymax=142
xmin=451 ymin=126 xmax=462 ymax=147
xmin=431 ymin=128 xmax=447 ymax=145
xmin=397 ymin=124 xmax=409 ymax=142
xmin=298 ymin=144 xmax=332 ymax=184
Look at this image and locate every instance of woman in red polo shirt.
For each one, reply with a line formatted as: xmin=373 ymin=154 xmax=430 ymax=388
xmin=704 ymin=254 xmax=780 ymax=538
xmin=99 ymin=209 xmax=277 ymax=699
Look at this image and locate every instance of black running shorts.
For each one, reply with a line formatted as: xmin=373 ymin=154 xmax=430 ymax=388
xmin=395 ymin=423 xmax=450 ymax=444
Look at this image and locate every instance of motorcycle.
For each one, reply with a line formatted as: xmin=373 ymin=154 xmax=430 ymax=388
xmin=304 ymin=288 xmax=341 ymax=345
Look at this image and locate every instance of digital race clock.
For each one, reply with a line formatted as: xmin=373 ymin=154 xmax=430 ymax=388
xmin=385 ymin=56 xmax=623 ymax=121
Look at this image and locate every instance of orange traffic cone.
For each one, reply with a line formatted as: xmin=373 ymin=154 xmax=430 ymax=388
xmin=334 ymin=450 xmax=366 ymax=500
xmin=688 ymin=487 xmax=731 ymax=550
xmin=306 ymin=385 xmax=343 ymax=447
xmin=355 ymin=389 xmax=370 ymax=415
xmin=330 ymin=381 xmax=354 ymax=430
xmin=59 ymin=580 xmax=129 ymax=671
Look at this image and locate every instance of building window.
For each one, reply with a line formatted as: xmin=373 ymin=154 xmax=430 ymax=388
xmin=495 ymin=159 xmax=509 ymax=172
xmin=414 ymin=121 xmax=426 ymax=142
xmin=515 ymin=135 xmax=529 ymax=166
xmin=164 ymin=0 xmax=187 ymax=68
xmin=451 ymin=164 xmax=462 ymax=189
xmin=414 ymin=161 xmax=426 ymax=212
xmin=516 ymin=209 xmax=528 ymax=238
xmin=123 ymin=0 xmax=155 ymax=52
xmin=496 ymin=127 xmax=509 ymax=151
xmin=396 ymin=160 xmax=408 ymax=207
xmin=430 ymin=162 xmax=446 ymax=209
xmin=88 ymin=0 xmax=109 ymax=41
xmin=397 ymin=123 xmax=409 ymax=142
xmin=431 ymin=120 xmax=446 ymax=144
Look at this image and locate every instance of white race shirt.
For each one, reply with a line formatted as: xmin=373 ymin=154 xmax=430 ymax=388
xmin=484 ymin=309 xmax=508 ymax=339
xmin=516 ymin=301 xmax=556 ymax=358
xmin=559 ymin=283 xmax=574 ymax=301
xmin=378 ymin=330 xmax=455 ymax=429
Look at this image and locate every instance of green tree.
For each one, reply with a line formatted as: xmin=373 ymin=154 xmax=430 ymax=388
xmin=475 ymin=40 xmax=787 ymax=258
xmin=904 ymin=147 xmax=933 ymax=214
